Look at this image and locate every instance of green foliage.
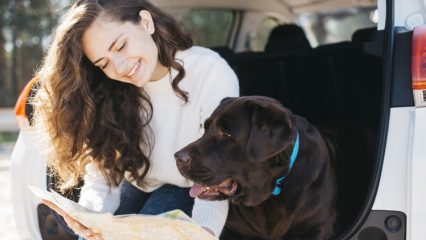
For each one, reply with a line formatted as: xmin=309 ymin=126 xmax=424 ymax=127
xmin=0 ymin=131 xmax=18 ymax=143
xmin=0 ymin=0 xmax=69 ymax=107
xmin=181 ymin=9 xmax=235 ymax=48
xmin=0 ymin=1 xmax=10 ymax=107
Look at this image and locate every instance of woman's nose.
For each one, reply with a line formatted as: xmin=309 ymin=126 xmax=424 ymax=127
xmin=111 ymin=56 xmax=127 ymax=76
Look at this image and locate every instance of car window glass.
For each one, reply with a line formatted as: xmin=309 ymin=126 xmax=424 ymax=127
xmin=249 ymin=16 xmax=280 ymax=51
xmin=178 ymin=9 xmax=235 ymax=47
xmin=298 ymin=7 xmax=378 ymax=47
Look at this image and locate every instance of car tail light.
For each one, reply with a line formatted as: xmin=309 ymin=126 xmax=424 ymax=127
xmin=412 ymin=25 xmax=426 ymax=107
xmin=14 ymin=76 xmax=38 ymax=129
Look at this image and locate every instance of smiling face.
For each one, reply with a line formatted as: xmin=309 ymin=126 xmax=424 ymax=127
xmin=82 ymin=10 xmax=167 ymax=87
xmin=175 ymin=96 xmax=297 ymax=206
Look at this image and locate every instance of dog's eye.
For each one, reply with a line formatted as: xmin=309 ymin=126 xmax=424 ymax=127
xmin=219 ymin=129 xmax=232 ymax=138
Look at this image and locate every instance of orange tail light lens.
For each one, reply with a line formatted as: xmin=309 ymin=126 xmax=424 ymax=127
xmin=412 ymin=25 xmax=426 ymax=90
xmin=14 ymin=76 xmax=38 ymax=118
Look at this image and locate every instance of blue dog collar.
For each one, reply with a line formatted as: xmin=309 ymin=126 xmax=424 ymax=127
xmin=272 ymin=131 xmax=300 ymax=196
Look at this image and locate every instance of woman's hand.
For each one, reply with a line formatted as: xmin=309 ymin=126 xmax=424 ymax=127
xmin=41 ymin=199 xmax=104 ymax=240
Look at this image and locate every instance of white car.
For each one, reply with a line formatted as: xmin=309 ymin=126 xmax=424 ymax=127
xmin=11 ymin=0 xmax=425 ymax=239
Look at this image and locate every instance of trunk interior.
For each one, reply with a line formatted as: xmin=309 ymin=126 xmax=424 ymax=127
xmin=215 ymin=26 xmax=384 ymax=238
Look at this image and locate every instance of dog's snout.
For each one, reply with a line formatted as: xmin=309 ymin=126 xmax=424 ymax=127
xmin=174 ymin=150 xmax=192 ymax=166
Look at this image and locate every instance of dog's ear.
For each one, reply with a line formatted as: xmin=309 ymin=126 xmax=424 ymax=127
xmin=220 ymin=97 xmax=236 ymax=105
xmin=204 ymin=97 xmax=237 ymax=131
xmin=246 ymin=102 xmax=294 ymax=163
xmin=210 ymin=97 xmax=237 ymax=117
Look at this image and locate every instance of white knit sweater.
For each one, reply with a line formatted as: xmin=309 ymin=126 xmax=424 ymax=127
xmin=78 ymin=46 xmax=240 ymax=237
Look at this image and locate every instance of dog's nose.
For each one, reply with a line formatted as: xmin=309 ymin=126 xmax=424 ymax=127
xmin=174 ymin=151 xmax=192 ymax=166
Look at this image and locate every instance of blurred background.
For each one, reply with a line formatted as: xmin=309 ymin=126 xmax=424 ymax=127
xmin=0 ymin=0 xmax=70 ymax=108
xmin=0 ymin=1 xmax=71 ymax=239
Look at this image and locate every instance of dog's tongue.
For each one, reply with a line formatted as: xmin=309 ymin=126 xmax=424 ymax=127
xmin=190 ymin=183 xmax=206 ymax=198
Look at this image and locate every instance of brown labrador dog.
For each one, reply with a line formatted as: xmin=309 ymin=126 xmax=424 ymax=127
xmin=175 ymin=96 xmax=336 ymax=240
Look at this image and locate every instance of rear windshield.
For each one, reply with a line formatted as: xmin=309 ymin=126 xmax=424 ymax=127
xmin=168 ymin=9 xmax=236 ymax=48
xmin=298 ymin=7 xmax=378 ymax=47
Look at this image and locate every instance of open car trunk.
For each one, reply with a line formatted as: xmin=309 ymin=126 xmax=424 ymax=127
xmin=216 ymin=27 xmax=384 ymax=239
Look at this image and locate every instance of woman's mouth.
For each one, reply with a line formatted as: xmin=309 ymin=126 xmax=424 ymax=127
xmin=126 ymin=60 xmax=140 ymax=78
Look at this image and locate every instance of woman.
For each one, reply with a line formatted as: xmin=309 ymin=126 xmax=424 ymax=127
xmin=33 ymin=0 xmax=239 ymax=239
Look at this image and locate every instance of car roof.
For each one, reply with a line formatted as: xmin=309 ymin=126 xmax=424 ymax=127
xmin=151 ymin=0 xmax=377 ymax=15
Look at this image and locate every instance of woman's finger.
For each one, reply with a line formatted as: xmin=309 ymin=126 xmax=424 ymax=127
xmin=86 ymin=232 xmax=104 ymax=240
xmin=81 ymin=228 xmax=99 ymax=239
xmin=41 ymin=199 xmax=82 ymax=228
xmin=65 ymin=217 xmax=84 ymax=232
xmin=41 ymin=199 xmax=92 ymax=236
xmin=41 ymin=200 xmax=102 ymax=239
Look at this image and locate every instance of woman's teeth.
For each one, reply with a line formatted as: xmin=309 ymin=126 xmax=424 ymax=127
xmin=126 ymin=61 xmax=140 ymax=77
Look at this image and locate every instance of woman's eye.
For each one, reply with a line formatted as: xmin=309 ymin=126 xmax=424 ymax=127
xmin=101 ymin=62 xmax=108 ymax=69
xmin=118 ymin=41 xmax=126 ymax=51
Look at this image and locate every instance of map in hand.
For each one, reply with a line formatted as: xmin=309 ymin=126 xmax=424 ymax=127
xmin=29 ymin=185 xmax=217 ymax=240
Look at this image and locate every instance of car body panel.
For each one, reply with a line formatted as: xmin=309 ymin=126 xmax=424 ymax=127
xmin=373 ymin=107 xmax=413 ymax=214
xmin=11 ymin=130 xmax=46 ymax=240
xmin=372 ymin=107 xmax=413 ymax=239
xmin=395 ymin=0 xmax=425 ymax=30
xmin=373 ymin=106 xmax=426 ymax=240
xmin=409 ymin=107 xmax=426 ymax=240
xmin=371 ymin=1 xmax=426 ymax=239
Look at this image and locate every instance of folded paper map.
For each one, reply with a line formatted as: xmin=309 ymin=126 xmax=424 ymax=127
xmin=28 ymin=185 xmax=217 ymax=240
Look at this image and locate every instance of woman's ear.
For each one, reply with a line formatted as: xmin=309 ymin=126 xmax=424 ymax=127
xmin=139 ymin=10 xmax=155 ymax=34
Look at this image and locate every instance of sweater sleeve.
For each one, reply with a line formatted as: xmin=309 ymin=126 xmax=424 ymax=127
xmin=78 ymin=162 xmax=122 ymax=213
xmin=191 ymin=56 xmax=239 ymax=237
xmin=199 ymin=57 xmax=240 ymax=127
xmin=192 ymin=198 xmax=229 ymax=237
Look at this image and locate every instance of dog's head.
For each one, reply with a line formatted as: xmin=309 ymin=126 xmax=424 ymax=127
xmin=175 ymin=96 xmax=299 ymax=206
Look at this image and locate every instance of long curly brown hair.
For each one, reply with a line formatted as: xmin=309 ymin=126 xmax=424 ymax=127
xmin=33 ymin=0 xmax=192 ymax=191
